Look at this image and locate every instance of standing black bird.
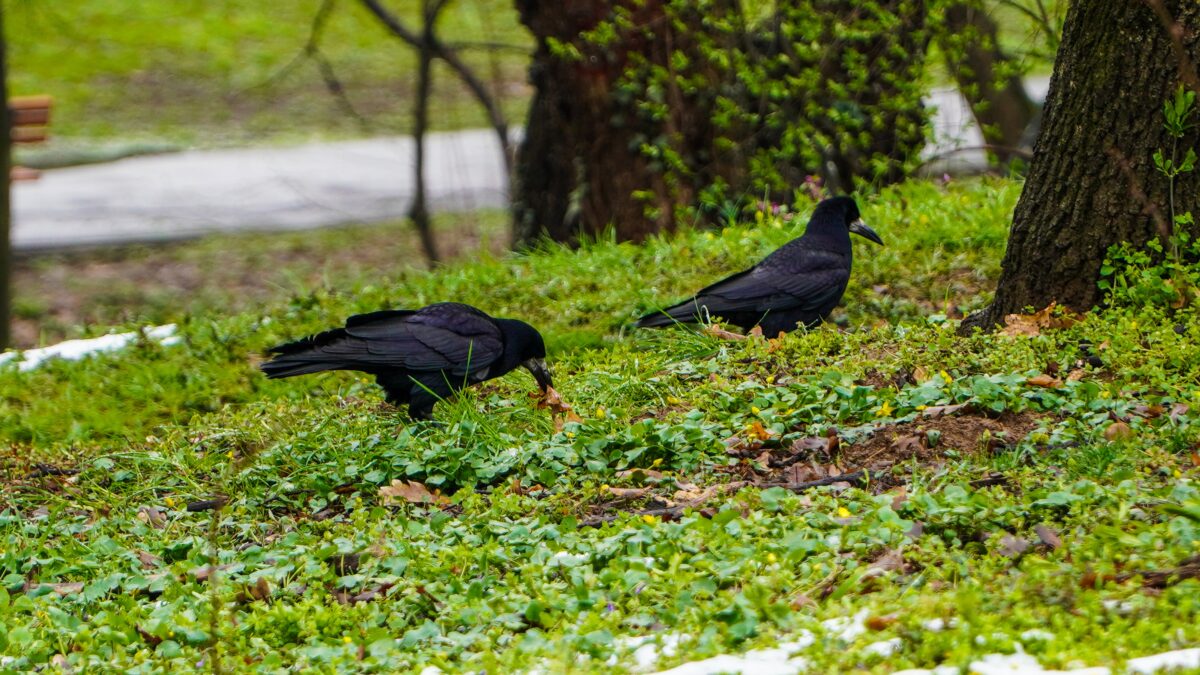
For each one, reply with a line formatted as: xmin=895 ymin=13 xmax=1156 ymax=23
xmin=260 ymin=302 xmax=553 ymax=420
xmin=635 ymin=196 xmax=883 ymax=336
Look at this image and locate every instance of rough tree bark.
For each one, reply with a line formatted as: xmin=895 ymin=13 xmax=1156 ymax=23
xmin=962 ymin=0 xmax=1200 ymax=331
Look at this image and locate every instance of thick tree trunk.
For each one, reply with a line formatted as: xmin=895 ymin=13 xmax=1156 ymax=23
xmin=942 ymin=2 xmax=1037 ymax=164
xmin=962 ymin=0 xmax=1200 ymax=331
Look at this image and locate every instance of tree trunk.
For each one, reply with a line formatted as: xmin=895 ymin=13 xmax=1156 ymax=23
xmin=942 ymin=2 xmax=1037 ymax=164
xmin=409 ymin=7 xmax=440 ymax=265
xmin=962 ymin=0 xmax=1200 ymax=331
xmin=0 ymin=7 xmax=11 ymax=349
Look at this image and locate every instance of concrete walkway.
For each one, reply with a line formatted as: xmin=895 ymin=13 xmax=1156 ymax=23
xmin=12 ymin=80 xmax=1049 ymax=251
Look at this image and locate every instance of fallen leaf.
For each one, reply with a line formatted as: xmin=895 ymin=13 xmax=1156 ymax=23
xmin=1000 ymin=302 xmax=1081 ymax=337
xmin=189 ymin=564 xmax=235 ymax=582
xmin=1132 ymin=404 xmax=1166 ymax=419
xmin=867 ymin=549 xmax=907 ymax=575
xmin=1170 ymin=403 xmax=1191 ymax=422
xmin=616 ymin=468 xmax=668 ymax=483
xmin=891 ymin=434 xmax=926 ymax=456
xmin=606 ymin=486 xmax=651 ymax=500
xmin=748 ymin=325 xmax=764 ymax=338
xmin=1066 ymin=369 xmax=1085 ymax=382
xmin=137 ymin=551 xmax=161 ymax=569
xmin=1104 ymin=421 xmax=1134 ymax=442
xmin=137 ymin=506 xmax=166 ymax=529
xmin=706 ymin=324 xmax=746 ymax=341
xmin=536 ymin=386 xmax=575 ymax=415
xmin=1034 ymin=524 xmax=1062 ymax=549
xmin=46 ymin=582 xmax=84 ymax=596
xmin=378 ymin=480 xmax=450 ymax=506
xmin=790 ymin=436 xmax=827 ymax=454
xmin=248 ymin=577 xmax=271 ymax=601
xmin=890 ymin=486 xmax=908 ymax=511
xmin=912 ymin=366 xmax=931 ymax=383
xmin=1026 ymin=374 xmax=1063 ymax=388
xmin=866 ymin=614 xmax=899 ymax=630
xmin=998 ymin=534 xmax=1030 ymax=558
xmin=50 ymin=654 xmax=73 ymax=673
xmin=920 ymin=403 xmax=969 ymax=419
xmin=744 ymin=421 xmax=774 ymax=441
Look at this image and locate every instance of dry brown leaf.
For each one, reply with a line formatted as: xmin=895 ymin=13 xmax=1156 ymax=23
xmin=377 ymin=479 xmax=450 ymax=506
xmin=921 ymin=403 xmax=969 ymax=419
xmin=890 ymin=485 xmax=909 ymax=511
xmin=744 ymin=421 xmax=774 ymax=441
xmin=1066 ymin=369 xmax=1085 ymax=382
xmin=1026 ymin=374 xmax=1064 ymax=388
xmin=248 ymin=577 xmax=271 ymax=601
xmin=46 ymin=582 xmax=84 ymax=596
xmin=866 ymin=614 xmax=899 ymax=631
xmin=137 ymin=506 xmax=166 ymax=529
xmin=1034 ymin=524 xmax=1062 ymax=550
xmin=748 ymin=325 xmax=765 ymax=338
xmin=892 ymin=434 xmax=926 ymax=456
xmin=1000 ymin=302 xmax=1081 ymax=337
xmin=536 ymin=386 xmax=573 ymax=415
xmin=867 ymin=549 xmax=907 ymax=575
xmin=998 ymin=534 xmax=1030 ymax=558
xmin=1170 ymin=403 xmax=1191 ymax=422
xmin=605 ymin=486 xmax=651 ymax=500
xmin=1132 ymin=404 xmax=1166 ymax=419
xmin=190 ymin=564 xmax=235 ymax=582
xmin=706 ymin=324 xmax=746 ymax=341
xmin=790 ymin=436 xmax=827 ymax=454
xmin=137 ymin=551 xmax=161 ymax=569
xmin=912 ymin=366 xmax=931 ymax=383
xmin=1104 ymin=421 xmax=1134 ymax=442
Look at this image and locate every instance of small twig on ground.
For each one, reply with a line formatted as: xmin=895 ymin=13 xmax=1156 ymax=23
xmin=580 ymin=471 xmax=869 ymax=527
xmin=1114 ymin=554 xmax=1200 ymax=588
xmin=26 ymin=463 xmax=80 ymax=478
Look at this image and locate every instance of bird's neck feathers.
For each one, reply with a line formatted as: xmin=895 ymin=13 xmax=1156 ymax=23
xmin=494 ymin=318 xmax=546 ymax=370
xmin=800 ymin=221 xmax=852 ymax=250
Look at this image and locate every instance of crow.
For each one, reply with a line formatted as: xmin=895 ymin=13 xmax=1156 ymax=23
xmin=260 ymin=302 xmax=553 ymax=420
xmin=636 ymin=196 xmax=882 ymax=336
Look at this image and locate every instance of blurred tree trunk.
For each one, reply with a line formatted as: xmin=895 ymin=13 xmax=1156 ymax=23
xmin=0 ymin=6 xmax=11 ymax=349
xmin=408 ymin=1 xmax=443 ymax=265
xmin=941 ymin=2 xmax=1037 ymax=164
xmin=962 ymin=0 xmax=1200 ymax=332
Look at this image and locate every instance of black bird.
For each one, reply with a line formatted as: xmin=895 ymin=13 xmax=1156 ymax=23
xmin=636 ymin=196 xmax=882 ymax=336
xmin=260 ymin=302 xmax=553 ymax=420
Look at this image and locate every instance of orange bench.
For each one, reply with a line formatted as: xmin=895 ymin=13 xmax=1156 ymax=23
xmin=8 ymin=95 xmax=52 ymax=181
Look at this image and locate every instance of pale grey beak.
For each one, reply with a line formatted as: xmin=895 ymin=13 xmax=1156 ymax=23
xmin=849 ymin=218 xmax=883 ymax=245
xmin=522 ymin=358 xmax=553 ymax=391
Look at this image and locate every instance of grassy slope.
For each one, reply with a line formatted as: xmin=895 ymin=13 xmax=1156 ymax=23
xmin=2 ymin=179 xmax=1199 ymax=673
xmin=5 ymin=0 xmax=530 ymax=146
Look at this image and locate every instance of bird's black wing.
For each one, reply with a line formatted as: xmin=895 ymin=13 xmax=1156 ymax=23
xmin=342 ymin=303 xmax=504 ymax=376
xmin=692 ymin=243 xmax=851 ymax=314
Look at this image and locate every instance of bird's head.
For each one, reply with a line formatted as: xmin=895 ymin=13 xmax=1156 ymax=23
xmin=811 ymin=196 xmax=883 ymax=246
xmin=496 ymin=318 xmax=553 ymax=392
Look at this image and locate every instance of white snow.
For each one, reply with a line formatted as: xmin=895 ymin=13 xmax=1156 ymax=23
xmin=0 ymin=324 xmax=180 ymax=371
xmin=648 ymin=642 xmax=809 ymax=675
xmin=1125 ymin=648 xmax=1200 ymax=674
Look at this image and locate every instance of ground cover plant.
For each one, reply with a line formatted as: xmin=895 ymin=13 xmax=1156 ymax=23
xmin=2 ymin=179 xmax=1199 ymax=673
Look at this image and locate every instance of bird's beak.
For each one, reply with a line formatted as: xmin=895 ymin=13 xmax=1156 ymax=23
xmin=849 ymin=219 xmax=884 ymax=245
xmin=522 ymin=358 xmax=553 ymax=392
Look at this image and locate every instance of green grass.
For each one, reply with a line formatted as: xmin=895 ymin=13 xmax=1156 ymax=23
xmin=2 ymin=178 xmax=1199 ymax=673
xmin=5 ymin=0 xmax=531 ymax=147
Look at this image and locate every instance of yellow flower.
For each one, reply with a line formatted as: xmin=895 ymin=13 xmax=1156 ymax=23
xmin=164 ymin=497 xmax=176 ymax=508
xmin=226 ymin=450 xmax=235 ymax=459
xmin=601 ymin=484 xmax=611 ymax=491
xmin=343 ymin=636 xmax=353 ymax=644
xmin=784 ymin=409 xmax=795 ymax=415
xmin=837 ymin=507 xmax=851 ymax=518
xmin=767 ymin=552 xmax=778 ymax=564
xmin=875 ymin=401 xmax=893 ymax=417
xmin=642 ymin=514 xmax=657 ymax=525
xmin=751 ymin=406 xmax=761 ymax=414
xmin=705 ymin=232 xmax=716 ymax=240
xmin=1174 ymin=469 xmax=1183 ymax=478
xmin=667 ymin=395 xmax=682 ymax=405
xmin=596 ymin=407 xmax=607 ymax=418
xmin=915 ymin=405 xmax=927 ymax=411
xmin=1130 ymin=321 xmax=1138 ymax=329
xmin=940 ymin=370 xmax=952 ymax=381
xmin=766 ymin=375 xmax=775 ymax=384
xmin=919 ymin=214 xmax=930 ymax=225
xmin=566 ymin=431 xmax=575 ymax=439
xmin=652 ymin=458 xmax=663 ymax=467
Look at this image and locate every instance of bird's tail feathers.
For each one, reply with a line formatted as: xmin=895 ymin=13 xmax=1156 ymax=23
xmin=260 ymin=328 xmax=351 ymax=379
xmin=635 ymin=301 xmax=701 ymax=328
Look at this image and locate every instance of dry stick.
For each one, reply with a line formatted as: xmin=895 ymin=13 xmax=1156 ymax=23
xmin=358 ymin=0 xmax=514 ymax=179
xmin=1142 ymin=0 xmax=1200 ymax=94
xmin=580 ymin=471 xmax=869 ymax=528
xmin=1107 ymin=146 xmax=1172 ymax=245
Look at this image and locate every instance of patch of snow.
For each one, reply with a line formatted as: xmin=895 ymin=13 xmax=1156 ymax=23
xmin=923 ymin=618 xmax=954 ymax=632
xmin=1021 ymin=630 xmax=1056 ymax=642
xmin=611 ymin=634 xmax=687 ymax=670
xmin=969 ymin=651 xmax=1110 ymax=674
xmin=893 ymin=667 xmax=961 ymax=675
xmin=865 ymin=638 xmax=902 ymax=657
xmin=649 ymin=642 xmax=809 ymax=675
xmin=1126 ymin=648 xmax=1200 ymax=674
xmin=0 ymin=324 xmax=180 ymax=372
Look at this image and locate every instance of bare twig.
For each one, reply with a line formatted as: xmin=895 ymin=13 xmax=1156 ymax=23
xmin=1142 ymin=0 xmax=1200 ymax=93
xmin=581 ymin=471 xmax=869 ymax=528
xmin=1107 ymin=145 xmax=1171 ymax=244
xmin=358 ymin=0 xmax=513 ymax=177
xmin=311 ymin=48 xmax=372 ymax=133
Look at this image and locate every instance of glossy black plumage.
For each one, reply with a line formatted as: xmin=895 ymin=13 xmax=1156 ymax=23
xmin=636 ymin=196 xmax=882 ymax=336
xmin=260 ymin=302 xmax=552 ymax=420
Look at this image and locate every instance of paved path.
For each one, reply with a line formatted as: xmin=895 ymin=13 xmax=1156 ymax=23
xmin=12 ymin=80 xmax=1049 ymax=251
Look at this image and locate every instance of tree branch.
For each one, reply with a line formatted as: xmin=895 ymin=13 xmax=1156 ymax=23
xmin=1141 ymin=0 xmax=1200 ymax=93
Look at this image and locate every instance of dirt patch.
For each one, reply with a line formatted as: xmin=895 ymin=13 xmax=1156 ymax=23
xmin=739 ymin=409 xmax=1043 ymax=488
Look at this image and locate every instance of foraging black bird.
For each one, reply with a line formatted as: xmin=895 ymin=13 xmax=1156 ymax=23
xmin=260 ymin=302 xmax=553 ymax=420
xmin=636 ymin=196 xmax=883 ymax=336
